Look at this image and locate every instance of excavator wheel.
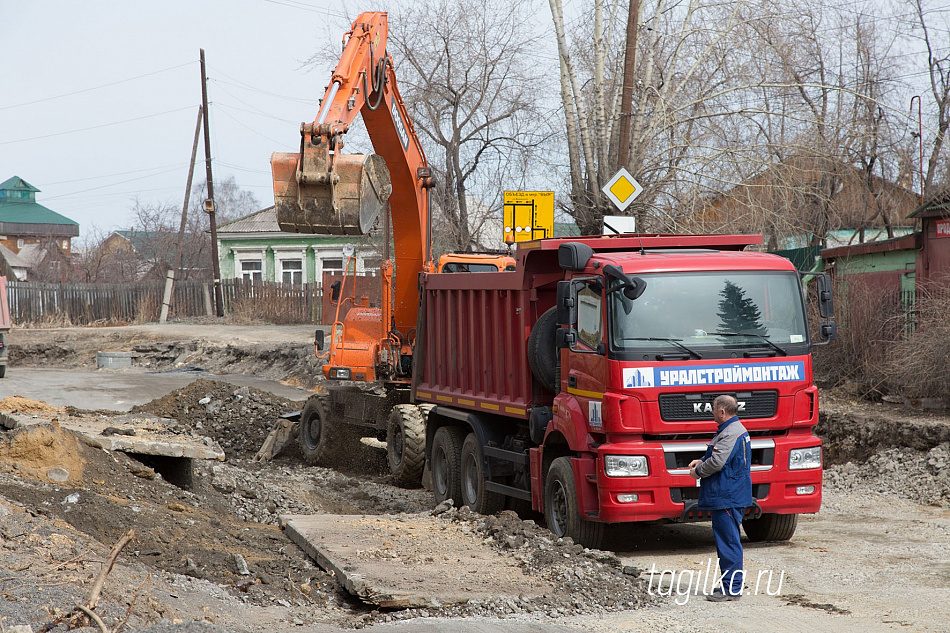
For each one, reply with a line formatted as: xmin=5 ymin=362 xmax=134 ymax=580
xmin=298 ymin=392 xmax=357 ymax=465
xmin=387 ymin=404 xmax=426 ymax=487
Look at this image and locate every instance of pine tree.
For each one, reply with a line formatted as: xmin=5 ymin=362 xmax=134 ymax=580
xmin=717 ymin=281 xmax=766 ymax=335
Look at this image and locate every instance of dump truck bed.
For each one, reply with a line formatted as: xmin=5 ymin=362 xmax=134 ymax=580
xmin=413 ymin=270 xmax=543 ymax=419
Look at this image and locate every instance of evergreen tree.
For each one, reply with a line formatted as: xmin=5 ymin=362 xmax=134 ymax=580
xmin=717 ymin=281 xmax=766 ymax=335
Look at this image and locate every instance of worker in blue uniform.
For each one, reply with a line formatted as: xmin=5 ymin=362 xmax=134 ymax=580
xmin=689 ymin=394 xmax=753 ymax=601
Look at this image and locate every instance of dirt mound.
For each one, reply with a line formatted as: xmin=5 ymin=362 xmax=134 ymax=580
xmin=131 ymin=379 xmax=304 ymax=460
xmin=0 ymin=396 xmax=65 ymax=414
xmin=0 ymin=424 xmax=85 ymax=484
xmin=0 ymin=424 xmax=346 ymax=624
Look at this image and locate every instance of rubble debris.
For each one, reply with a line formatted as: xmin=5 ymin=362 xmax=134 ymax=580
xmin=132 ymin=379 xmax=304 ymax=460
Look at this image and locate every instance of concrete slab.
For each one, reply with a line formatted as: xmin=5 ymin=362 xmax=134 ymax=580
xmin=282 ymin=514 xmax=550 ymax=609
xmin=3 ymin=411 xmax=224 ymax=461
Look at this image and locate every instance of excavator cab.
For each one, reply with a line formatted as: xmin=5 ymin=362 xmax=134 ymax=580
xmin=271 ymin=124 xmax=392 ymax=235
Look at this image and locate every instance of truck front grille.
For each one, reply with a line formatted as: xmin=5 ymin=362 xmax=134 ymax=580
xmin=658 ymin=390 xmax=778 ymax=421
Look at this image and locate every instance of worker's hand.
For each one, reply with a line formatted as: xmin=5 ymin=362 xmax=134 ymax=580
xmin=688 ymin=459 xmax=701 ymax=480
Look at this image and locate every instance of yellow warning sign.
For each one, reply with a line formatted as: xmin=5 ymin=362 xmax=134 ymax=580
xmin=503 ymin=191 xmax=554 ymax=243
xmin=602 ymin=168 xmax=642 ymax=211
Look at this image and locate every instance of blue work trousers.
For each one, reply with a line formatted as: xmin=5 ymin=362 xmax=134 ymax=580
xmin=711 ymin=507 xmax=745 ymax=595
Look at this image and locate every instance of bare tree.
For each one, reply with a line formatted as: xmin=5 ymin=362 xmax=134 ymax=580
xmin=909 ymin=0 xmax=950 ymax=196
xmin=386 ymin=0 xmax=554 ymax=252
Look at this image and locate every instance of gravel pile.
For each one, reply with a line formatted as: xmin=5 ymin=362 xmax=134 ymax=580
xmin=131 ymin=379 xmax=304 ymax=460
xmin=203 ymin=460 xmax=432 ymax=525
xmin=824 ymin=442 xmax=950 ymax=507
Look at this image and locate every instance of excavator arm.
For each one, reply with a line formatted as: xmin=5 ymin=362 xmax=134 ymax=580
xmin=271 ymin=11 xmax=433 ymax=342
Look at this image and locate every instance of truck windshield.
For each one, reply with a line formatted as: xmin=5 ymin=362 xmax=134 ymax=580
xmin=609 ymin=271 xmax=808 ymax=357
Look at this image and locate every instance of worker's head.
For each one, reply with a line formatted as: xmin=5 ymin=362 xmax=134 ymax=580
xmin=713 ymin=394 xmax=739 ymax=423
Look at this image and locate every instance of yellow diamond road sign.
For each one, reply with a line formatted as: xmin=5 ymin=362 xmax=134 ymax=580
xmin=602 ymin=168 xmax=642 ymax=211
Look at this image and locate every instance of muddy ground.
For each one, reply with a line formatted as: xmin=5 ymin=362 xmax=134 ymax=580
xmin=1 ymin=324 xmax=950 ymax=632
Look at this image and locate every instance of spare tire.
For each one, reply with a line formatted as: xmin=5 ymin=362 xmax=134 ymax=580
xmin=528 ymin=307 xmax=559 ymax=393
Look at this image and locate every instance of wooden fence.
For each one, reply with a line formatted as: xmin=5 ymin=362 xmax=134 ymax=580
xmin=5 ymin=279 xmax=326 ymax=326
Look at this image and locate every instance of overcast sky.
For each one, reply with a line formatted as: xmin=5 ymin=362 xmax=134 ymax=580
xmin=0 ymin=0 xmax=353 ymax=238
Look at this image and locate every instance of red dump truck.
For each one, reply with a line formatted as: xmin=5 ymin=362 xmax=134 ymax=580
xmin=413 ymin=234 xmax=835 ymax=547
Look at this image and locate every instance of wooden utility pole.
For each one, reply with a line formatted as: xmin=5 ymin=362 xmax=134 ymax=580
xmin=160 ymin=105 xmax=203 ymax=324
xmin=200 ymin=49 xmax=224 ymax=317
xmin=616 ymin=0 xmax=641 ymax=170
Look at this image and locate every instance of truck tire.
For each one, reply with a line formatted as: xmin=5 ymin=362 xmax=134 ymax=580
xmin=0 ymin=365 xmax=5 ymax=379
xmin=431 ymin=425 xmax=466 ymax=505
xmin=743 ymin=513 xmax=798 ymax=542
xmin=298 ymin=393 xmax=352 ymax=465
xmin=528 ymin=307 xmax=559 ymax=393
xmin=544 ymin=457 xmax=605 ymax=548
xmin=387 ymin=404 xmax=426 ymax=487
xmin=460 ymin=433 xmax=505 ymax=515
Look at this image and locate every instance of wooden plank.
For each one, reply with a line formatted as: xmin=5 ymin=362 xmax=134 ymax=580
xmin=281 ymin=514 xmax=548 ymax=609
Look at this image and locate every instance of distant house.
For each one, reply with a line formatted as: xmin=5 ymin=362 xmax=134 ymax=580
xmin=699 ymin=156 xmax=918 ymax=250
xmin=821 ymin=188 xmax=950 ymax=297
xmin=0 ymin=176 xmax=80 ymax=280
xmin=216 ymin=206 xmax=382 ymax=284
xmin=98 ymin=229 xmax=204 ymax=281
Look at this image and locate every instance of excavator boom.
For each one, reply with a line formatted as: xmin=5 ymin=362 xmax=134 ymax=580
xmin=272 ymin=12 xmax=431 ymax=341
xmin=272 ymin=12 xmax=432 ymax=381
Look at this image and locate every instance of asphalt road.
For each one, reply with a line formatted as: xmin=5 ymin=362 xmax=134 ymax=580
xmin=0 ymin=366 xmax=313 ymax=411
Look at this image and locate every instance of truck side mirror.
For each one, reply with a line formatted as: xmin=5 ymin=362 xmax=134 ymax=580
xmin=558 ymin=242 xmax=594 ymax=271
xmin=314 ymin=329 xmax=325 ymax=351
xmin=817 ymin=274 xmax=834 ymax=319
xmin=556 ymin=280 xmax=576 ymax=325
xmin=330 ymin=280 xmax=342 ymax=304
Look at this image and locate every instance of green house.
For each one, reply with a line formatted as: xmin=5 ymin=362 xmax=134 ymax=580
xmin=0 ymin=176 xmax=79 ymax=257
xmin=217 ymin=207 xmax=382 ymax=284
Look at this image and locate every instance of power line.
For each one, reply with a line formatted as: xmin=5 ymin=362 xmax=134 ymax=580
xmin=259 ymin=0 xmax=348 ymax=19
xmin=0 ymin=62 xmax=193 ymax=112
xmin=0 ymin=106 xmax=197 ymax=146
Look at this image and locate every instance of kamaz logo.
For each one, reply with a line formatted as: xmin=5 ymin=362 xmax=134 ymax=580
xmin=693 ymin=401 xmax=746 ymax=413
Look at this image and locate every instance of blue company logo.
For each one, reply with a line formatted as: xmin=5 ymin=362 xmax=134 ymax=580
xmin=623 ymin=367 xmax=655 ymax=388
xmin=624 ymin=361 xmax=805 ymax=388
xmin=588 ymin=401 xmax=603 ymax=427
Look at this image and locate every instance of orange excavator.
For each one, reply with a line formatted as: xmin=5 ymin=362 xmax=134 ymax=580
xmin=270 ymin=12 xmax=437 ymax=483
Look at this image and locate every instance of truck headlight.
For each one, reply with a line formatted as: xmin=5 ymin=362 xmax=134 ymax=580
xmin=605 ymin=455 xmax=649 ymax=477
xmin=328 ymin=367 xmax=351 ymax=380
xmin=789 ymin=446 xmax=821 ymax=470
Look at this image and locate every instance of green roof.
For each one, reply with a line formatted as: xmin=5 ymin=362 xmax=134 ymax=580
xmin=0 ymin=176 xmax=39 ymax=193
xmin=0 ymin=175 xmax=78 ymax=227
xmin=0 ymin=199 xmax=79 ymax=226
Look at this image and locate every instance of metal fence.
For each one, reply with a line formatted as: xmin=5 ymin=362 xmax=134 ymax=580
xmin=5 ymin=279 xmax=323 ymax=326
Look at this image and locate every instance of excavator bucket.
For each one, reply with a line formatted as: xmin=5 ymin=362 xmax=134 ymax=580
xmin=271 ymin=151 xmax=392 ymax=235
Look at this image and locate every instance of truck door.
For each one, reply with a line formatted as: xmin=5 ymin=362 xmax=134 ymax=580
xmin=566 ymin=281 xmax=608 ymax=431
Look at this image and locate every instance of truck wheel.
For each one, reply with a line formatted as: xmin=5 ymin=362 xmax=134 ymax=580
xmin=0 ymin=365 xmax=5 ymax=379
xmin=431 ymin=425 xmax=465 ymax=505
xmin=743 ymin=513 xmax=798 ymax=541
xmin=387 ymin=405 xmax=426 ymax=487
xmin=460 ymin=433 xmax=505 ymax=515
xmin=298 ymin=393 xmax=344 ymax=465
xmin=528 ymin=307 xmax=559 ymax=393
xmin=544 ymin=457 xmax=605 ymax=548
